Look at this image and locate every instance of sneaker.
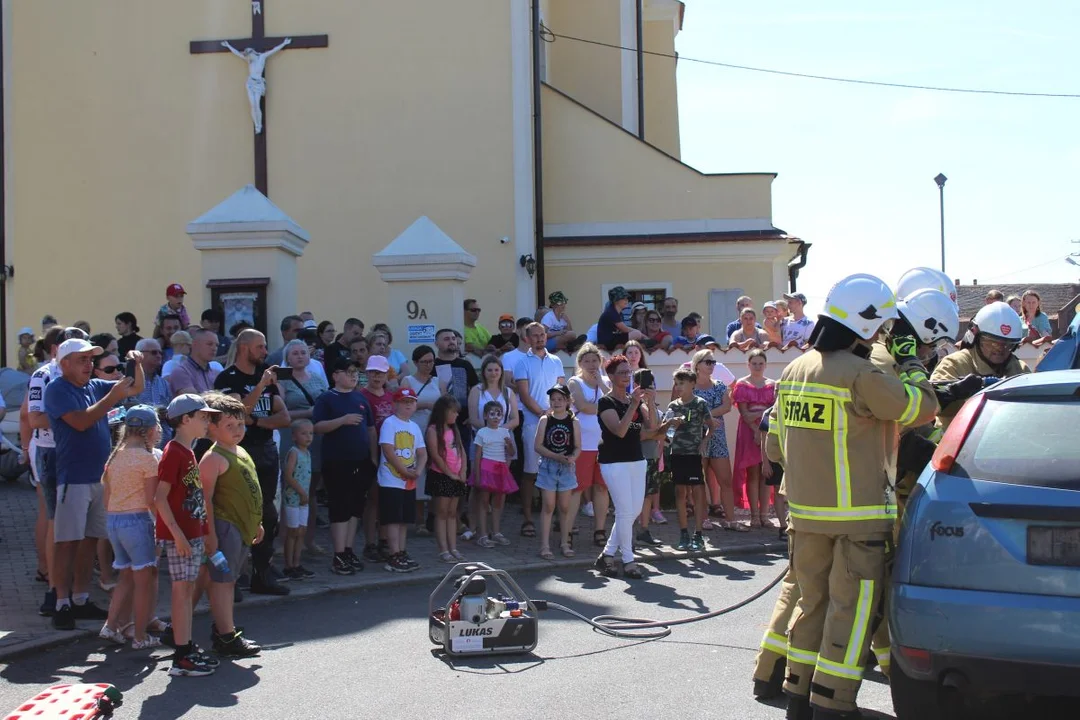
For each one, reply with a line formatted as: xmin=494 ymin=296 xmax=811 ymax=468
xmin=249 ymin=571 xmax=290 ymax=596
xmin=675 ymin=530 xmax=691 ymax=552
xmin=331 ymin=554 xmax=355 ymax=575
xmin=344 ymin=549 xmax=365 ymax=570
xmin=169 ymin=652 xmax=215 ymax=677
xmin=38 ymin=588 xmax=57 ymax=617
xmin=384 ymin=553 xmax=411 ymax=573
xmin=476 ymin=535 xmax=495 ymax=549
xmin=297 ymin=565 xmax=316 ymax=579
xmin=401 ymin=553 xmax=420 ymax=570
xmin=636 ymin=529 xmax=663 ymax=547
xmin=99 ymin=624 xmax=126 ymax=645
xmin=362 ymin=544 xmax=382 ymax=564
xmin=650 ymin=509 xmax=667 ymax=525
xmin=490 ymin=533 xmax=511 ymax=546
xmin=690 ymin=532 xmax=705 ymax=552
xmin=52 ymin=604 xmax=76 ymax=631
xmin=191 ymin=644 xmax=220 ymax=668
xmin=213 ymin=629 xmax=261 ymax=658
xmin=132 ymin=635 xmax=162 ymax=650
xmin=283 ymin=567 xmax=303 ymax=581
xmin=72 ymin=600 xmax=109 ymax=620
xmin=582 ymin=502 xmax=595 ymax=518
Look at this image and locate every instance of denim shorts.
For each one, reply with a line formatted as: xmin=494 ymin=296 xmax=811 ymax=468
xmin=535 ymin=457 xmax=578 ymax=493
xmin=107 ymin=511 xmax=158 ymax=571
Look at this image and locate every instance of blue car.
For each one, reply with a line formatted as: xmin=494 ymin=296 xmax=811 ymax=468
xmin=890 ymin=369 xmax=1080 ymax=718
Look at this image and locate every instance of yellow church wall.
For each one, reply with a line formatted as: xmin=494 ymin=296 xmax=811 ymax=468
xmin=642 ymin=19 xmax=681 ymax=159
xmin=541 ymin=85 xmax=774 ymax=227
xmin=544 ymin=0 xmax=623 ymax=127
xmin=544 ymin=244 xmax=784 ymax=334
xmin=6 ymin=0 xmax=521 ymax=352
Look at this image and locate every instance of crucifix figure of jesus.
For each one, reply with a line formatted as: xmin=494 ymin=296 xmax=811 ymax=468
xmin=221 ymin=37 xmax=291 ymax=134
xmin=190 ymin=0 xmax=328 ymax=196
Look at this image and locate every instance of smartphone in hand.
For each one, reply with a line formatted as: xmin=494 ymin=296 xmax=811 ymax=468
xmin=124 ymin=359 xmax=138 ymax=379
xmin=275 ymin=366 xmax=294 ymax=381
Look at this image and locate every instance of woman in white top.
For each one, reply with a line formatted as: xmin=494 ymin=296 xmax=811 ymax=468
xmin=403 ymin=344 xmax=448 ymax=533
xmin=467 ymin=354 xmax=520 ymax=539
xmin=540 ymin=290 xmax=583 ymax=353
xmin=567 ymin=343 xmax=611 ymax=546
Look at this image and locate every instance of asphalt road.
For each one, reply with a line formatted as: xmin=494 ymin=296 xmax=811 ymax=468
xmin=3 ymin=553 xmax=890 ymax=719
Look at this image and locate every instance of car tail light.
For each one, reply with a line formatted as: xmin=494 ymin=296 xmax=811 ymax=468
xmin=930 ymin=394 xmax=986 ymax=473
xmin=897 ymin=645 xmax=932 ymax=673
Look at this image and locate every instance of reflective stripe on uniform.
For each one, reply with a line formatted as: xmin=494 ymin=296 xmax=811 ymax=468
xmin=897 ymin=383 xmax=921 ymax=426
xmin=875 ymin=646 xmax=891 ymax=665
xmin=834 ymin=397 xmax=850 ymax=506
xmin=777 ymin=381 xmax=852 ymax=401
xmin=787 ymin=645 xmax=819 ymax=666
xmin=761 ymin=631 xmax=788 ymax=654
xmin=843 ymin=579 xmax=875 ymax=667
xmin=816 ymin=656 xmax=865 ymax=681
xmin=788 ymin=502 xmax=896 ymax=522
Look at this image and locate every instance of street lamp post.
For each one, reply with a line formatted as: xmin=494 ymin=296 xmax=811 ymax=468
xmin=934 ymin=173 xmax=947 ymax=274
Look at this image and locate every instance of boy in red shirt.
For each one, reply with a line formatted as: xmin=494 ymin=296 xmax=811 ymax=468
xmin=154 ymin=393 xmax=220 ymax=677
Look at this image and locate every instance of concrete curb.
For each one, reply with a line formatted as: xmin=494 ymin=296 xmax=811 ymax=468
xmin=0 ymin=540 xmax=787 ymax=662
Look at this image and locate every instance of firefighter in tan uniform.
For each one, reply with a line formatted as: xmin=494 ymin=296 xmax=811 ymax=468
xmin=751 ymin=285 xmax=956 ymax=697
xmin=931 ymin=300 xmax=1029 ymax=431
xmin=765 ymin=274 xmax=937 ymax=720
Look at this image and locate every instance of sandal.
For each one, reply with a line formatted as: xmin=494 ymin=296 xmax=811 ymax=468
xmin=539 ymin=547 xmax=554 ymax=560
xmin=724 ymin=521 xmax=750 ymax=533
xmin=594 ymin=553 xmax=619 ymax=578
xmin=560 ymin=542 xmax=576 ymax=558
xmin=702 ymin=518 xmax=716 ymax=531
xmin=520 ymin=521 xmax=536 ymax=538
xmin=438 ymin=551 xmax=455 ymax=563
xmin=623 ymin=562 xmax=645 ymax=580
xmin=148 ymin=618 xmax=171 ymax=633
xmin=708 ymin=505 xmax=726 ymax=519
xmin=451 ymin=549 xmax=467 ymax=561
xmin=35 ymin=570 xmax=49 ymax=583
xmin=750 ymin=514 xmax=764 ymax=529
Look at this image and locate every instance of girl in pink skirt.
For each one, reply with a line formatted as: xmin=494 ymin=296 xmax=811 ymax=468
xmin=731 ymin=349 xmax=777 ymax=528
xmin=473 ymin=401 xmax=518 ymax=548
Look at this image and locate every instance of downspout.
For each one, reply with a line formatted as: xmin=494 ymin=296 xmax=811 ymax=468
xmin=0 ymin=7 xmax=7 ymax=366
xmin=635 ymin=0 xmax=645 ymax=140
xmin=531 ymin=0 xmax=546 ymax=308
xmin=787 ymin=241 xmax=811 ymax=292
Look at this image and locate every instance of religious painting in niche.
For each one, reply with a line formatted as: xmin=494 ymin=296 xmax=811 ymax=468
xmin=222 ymin=293 xmax=257 ymax=332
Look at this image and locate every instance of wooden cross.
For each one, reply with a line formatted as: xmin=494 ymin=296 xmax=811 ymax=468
xmin=190 ymin=1 xmax=327 ymax=196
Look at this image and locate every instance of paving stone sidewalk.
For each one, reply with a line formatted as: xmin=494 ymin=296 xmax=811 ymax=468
xmin=0 ymin=477 xmax=785 ymax=661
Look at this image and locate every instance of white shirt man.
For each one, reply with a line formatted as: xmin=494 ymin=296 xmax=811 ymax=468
xmin=781 ymin=292 xmax=816 ymax=346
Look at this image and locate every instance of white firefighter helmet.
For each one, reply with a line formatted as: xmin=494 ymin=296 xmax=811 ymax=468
xmin=822 ymin=273 xmax=899 ymax=340
xmin=896 ymin=267 xmax=957 ymax=306
xmin=897 ymin=289 xmax=960 ymax=344
xmin=972 ymin=301 xmax=1023 ymax=342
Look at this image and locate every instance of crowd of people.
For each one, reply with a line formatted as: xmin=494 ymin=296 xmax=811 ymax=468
xmin=11 ymin=273 xmax=1052 ymax=683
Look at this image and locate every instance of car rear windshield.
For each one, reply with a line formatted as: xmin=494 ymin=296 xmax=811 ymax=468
xmin=953 ymin=398 xmax=1080 ymax=491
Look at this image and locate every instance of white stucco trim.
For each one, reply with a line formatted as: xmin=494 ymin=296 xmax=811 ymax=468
xmin=619 ymin=0 xmax=639 ymax=136
xmin=511 ymin=0 xmax=536 ymax=317
xmin=643 ymin=0 xmax=682 ymax=35
xmin=546 ymin=217 xmax=775 ymax=237
xmin=545 ymin=239 xmax=793 ymax=267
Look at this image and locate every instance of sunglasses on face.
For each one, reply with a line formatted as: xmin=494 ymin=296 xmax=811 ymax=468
xmin=144 ymin=349 xmax=162 ymax=355
xmin=98 ymin=365 xmax=120 ymax=374
xmin=700 ymin=359 xmax=717 ymax=366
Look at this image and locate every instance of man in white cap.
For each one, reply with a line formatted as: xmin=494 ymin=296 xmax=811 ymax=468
xmin=781 ymin=292 xmax=816 ymax=348
xmin=44 ymin=339 xmax=145 ymax=630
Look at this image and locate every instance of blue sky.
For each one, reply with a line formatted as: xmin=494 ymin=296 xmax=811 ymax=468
xmin=676 ymin=0 xmax=1080 ymax=308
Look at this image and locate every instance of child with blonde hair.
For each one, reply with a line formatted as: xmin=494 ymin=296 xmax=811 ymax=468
xmin=283 ymin=419 xmax=315 ymax=579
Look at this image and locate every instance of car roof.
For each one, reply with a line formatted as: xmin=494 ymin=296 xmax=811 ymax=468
xmin=986 ymin=369 xmax=1080 ymax=398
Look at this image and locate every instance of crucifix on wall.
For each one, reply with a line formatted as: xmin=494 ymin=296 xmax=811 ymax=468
xmin=190 ymin=1 xmax=328 ymax=196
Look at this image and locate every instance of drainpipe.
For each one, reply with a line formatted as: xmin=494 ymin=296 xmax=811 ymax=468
xmin=0 ymin=10 xmax=7 ymax=366
xmin=635 ymin=0 xmax=645 ymax=140
xmin=531 ymin=0 xmax=546 ymax=307
xmin=787 ymin=241 xmax=811 ymax=292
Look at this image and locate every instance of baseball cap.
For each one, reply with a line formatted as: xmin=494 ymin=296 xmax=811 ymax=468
xmin=329 ymin=357 xmax=359 ymax=374
xmin=782 ymin=292 xmax=808 ymax=304
xmin=18 ymin=327 xmax=34 ymax=337
xmin=166 ymin=393 xmax=221 ymax=420
xmin=393 ymin=387 xmax=418 ymax=402
xmin=303 ymin=319 xmax=318 ymax=329
xmin=124 ymin=405 xmax=159 ymax=429
xmin=56 ymin=338 xmax=104 ymax=362
xmin=631 ymin=302 xmax=647 ymax=313
xmin=366 ymin=355 xmax=391 ymax=373
xmin=546 ymin=383 xmax=571 ymax=399
xmin=763 ymin=301 xmax=777 ymax=310
xmin=498 ymin=314 xmax=514 ymax=324
xmin=166 ymin=283 xmax=186 ymax=297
